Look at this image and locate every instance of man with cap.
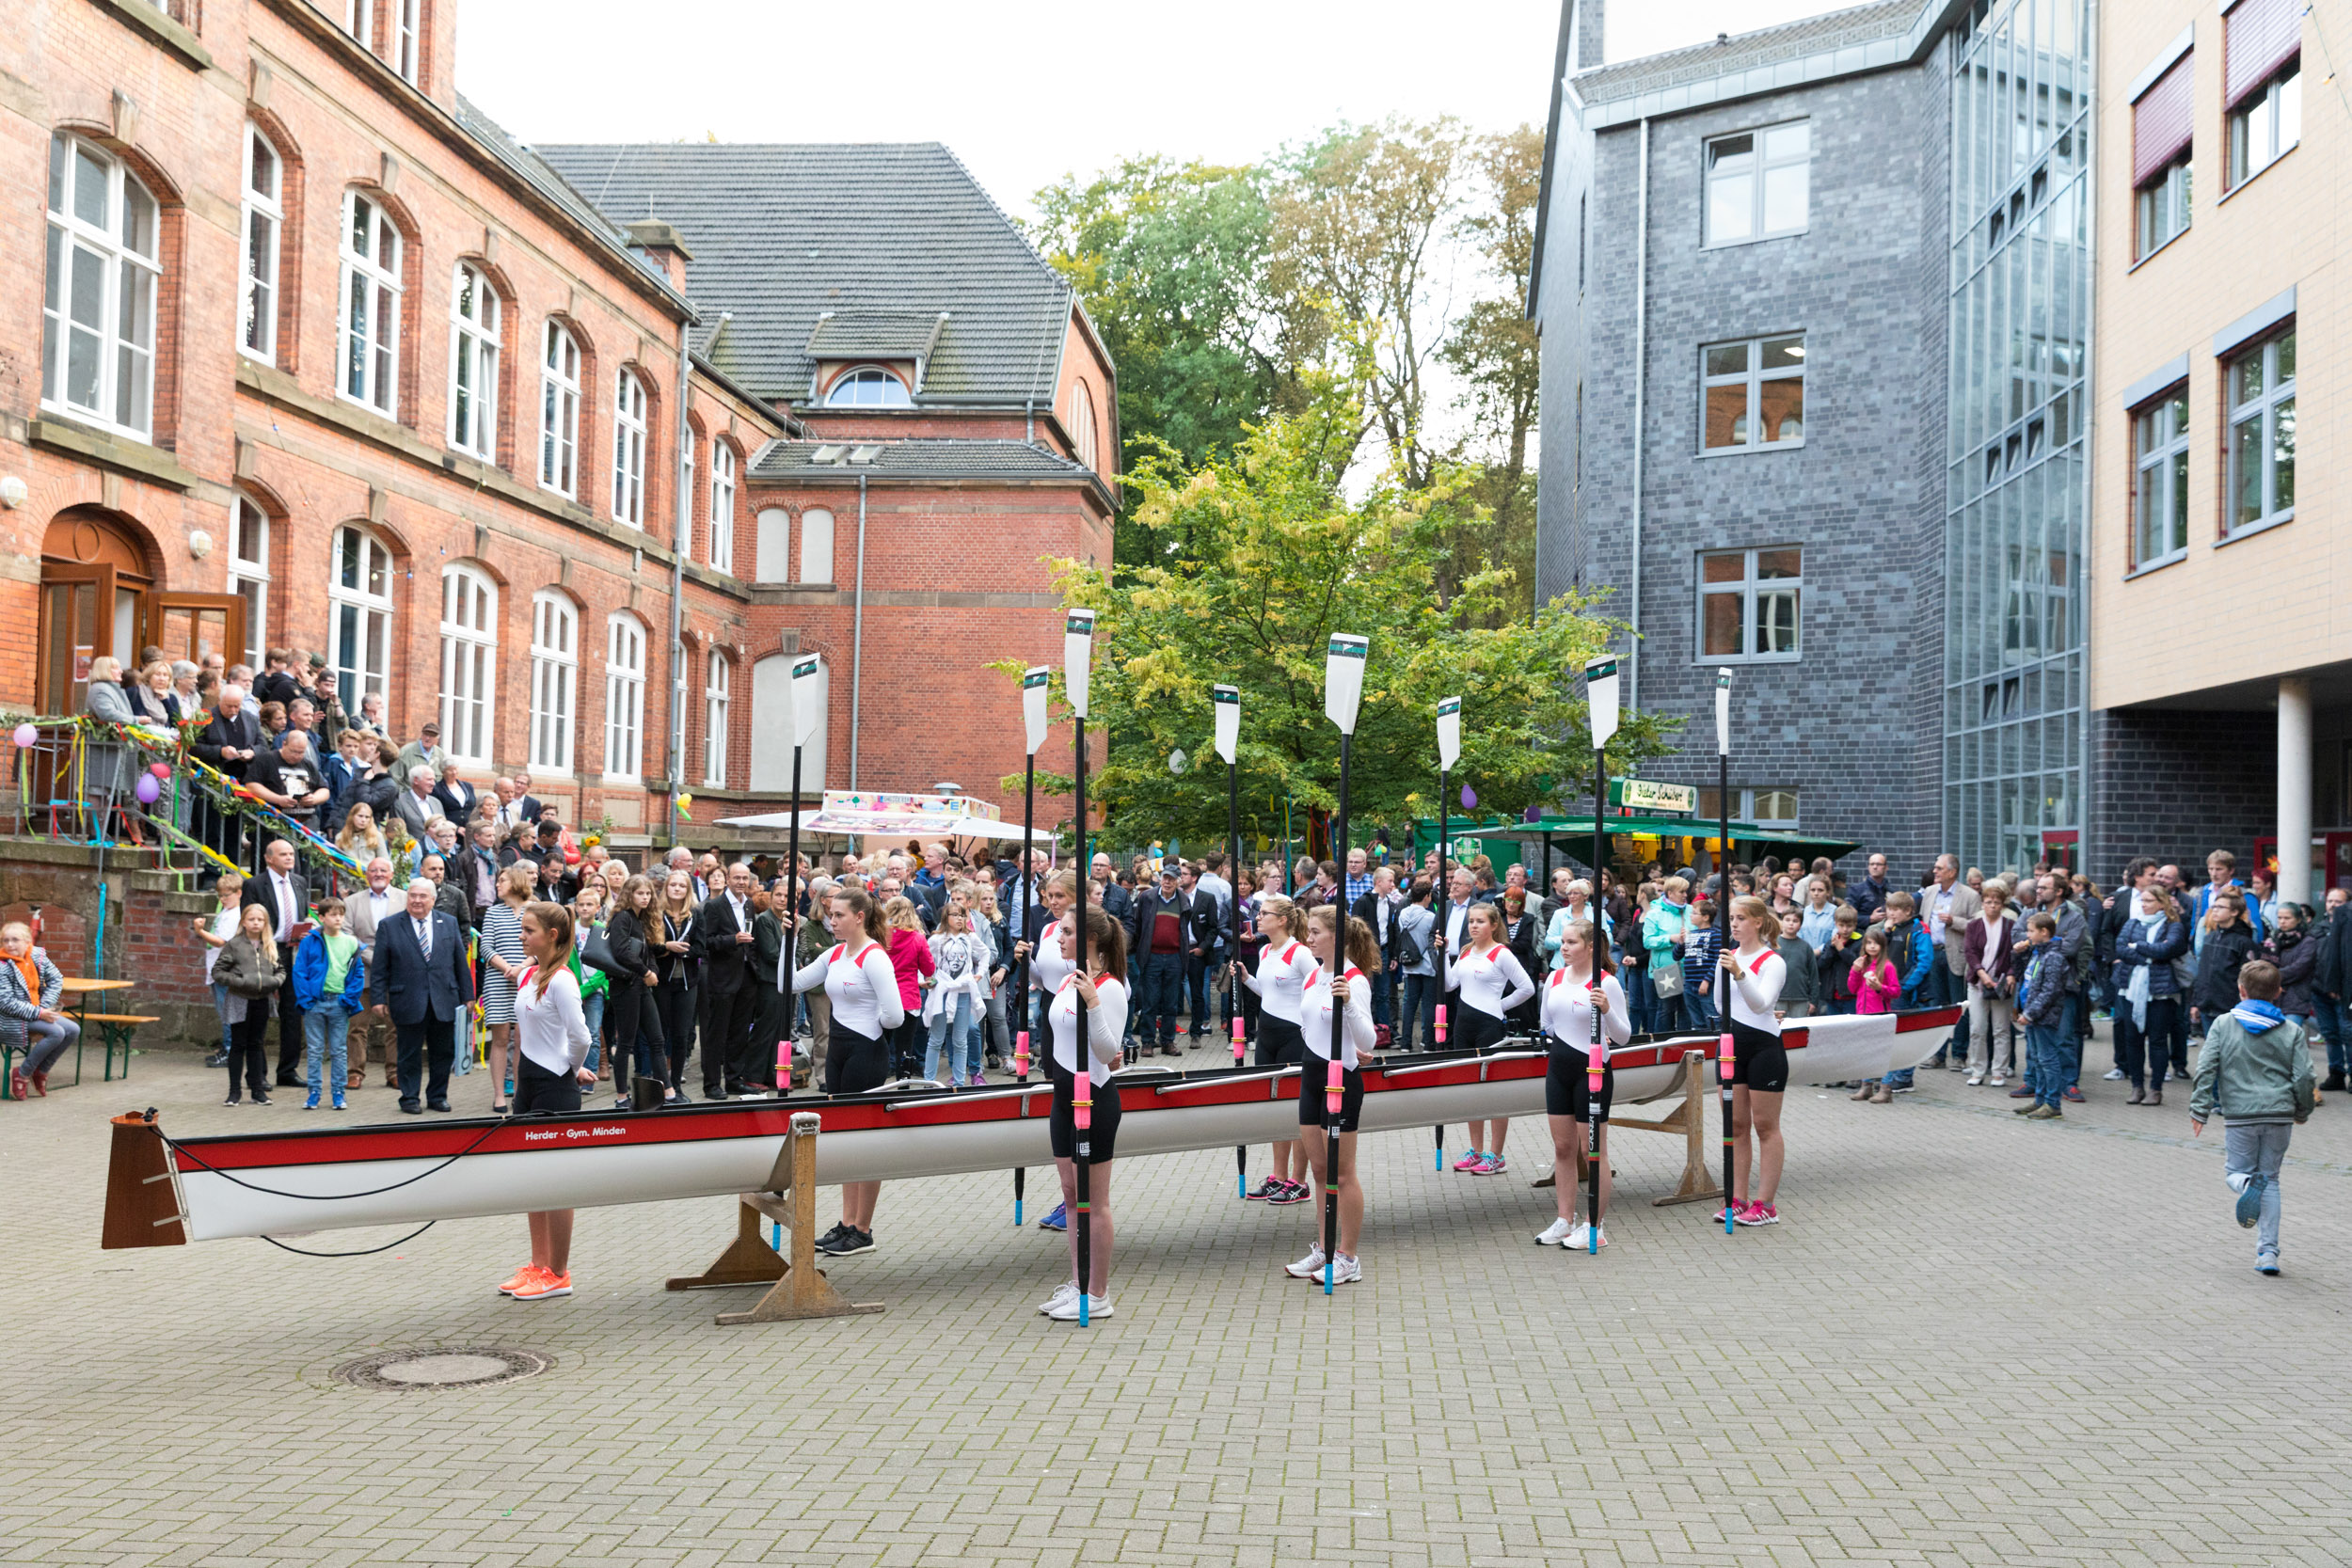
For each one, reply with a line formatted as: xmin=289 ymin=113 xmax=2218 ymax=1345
xmin=393 ymin=721 xmax=451 ymax=791
xmin=1131 ymin=865 xmax=1195 ymax=1057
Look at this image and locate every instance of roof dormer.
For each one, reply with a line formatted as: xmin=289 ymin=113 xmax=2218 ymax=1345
xmin=806 ymin=309 xmax=949 ymax=404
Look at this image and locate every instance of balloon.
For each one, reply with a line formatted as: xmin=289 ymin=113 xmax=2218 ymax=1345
xmin=134 ymin=774 xmax=160 ymax=804
xmin=148 ymin=762 xmax=172 ymax=779
xmin=1460 ymin=784 xmax=1477 ymax=809
xmin=9 ymin=724 xmax=34 ymax=749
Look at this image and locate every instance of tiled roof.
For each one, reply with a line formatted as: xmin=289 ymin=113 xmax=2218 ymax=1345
xmin=749 ymin=439 xmax=1092 ymax=482
xmin=532 ymin=142 xmax=1073 ymax=407
xmin=1575 ymin=0 xmax=1923 ymax=103
xmin=453 ymin=96 xmax=689 ymax=311
xmin=806 ymin=309 xmax=951 ymax=363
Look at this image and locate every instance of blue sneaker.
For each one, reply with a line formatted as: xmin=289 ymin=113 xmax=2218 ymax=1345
xmin=2234 ymin=1174 xmax=2265 ymax=1229
xmin=2257 ymin=1252 xmax=2280 ymax=1275
xmin=1038 ymin=1202 xmax=1068 ymax=1232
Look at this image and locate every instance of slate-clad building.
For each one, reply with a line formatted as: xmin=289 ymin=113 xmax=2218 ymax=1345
xmin=1534 ymin=0 xmax=2092 ymax=879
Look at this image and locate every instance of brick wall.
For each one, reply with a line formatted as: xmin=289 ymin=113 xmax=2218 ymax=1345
xmin=2089 ymin=706 xmax=2276 ymax=883
xmin=0 ymin=842 xmax=218 ymax=1045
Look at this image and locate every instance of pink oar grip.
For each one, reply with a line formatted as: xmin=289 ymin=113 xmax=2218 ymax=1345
xmin=1232 ymin=1015 xmax=1246 ymax=1064
xmin=1073 ymin=1087 xmax=1091 ymax=1132
xmin=1326 ymin=1055 xmax=1343 ymax=1114
xmin=1434 ymin=1003 xmax=1448 ymax=1043
xmin=1014 ymin=1031 xmax=1030 ymax=1077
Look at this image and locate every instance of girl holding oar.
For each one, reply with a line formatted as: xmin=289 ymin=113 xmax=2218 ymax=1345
xmin=1232 ymin=894 xmax=1319 ymax=1205
xmin=1445 ymin=901 xmax=1537 ymax=1173
xmin=1719 ymin=895 xmax=1790 ymax=1227
xmin=1536 ymin=919 xmax=1629 ymax=1250
xmin=788 ymin=886 xmax=906 ymax=1257
xmin=1038 ymin=905 xmax=1129 ymax=1323
xmin=1283 ymin=905 xmax=1379 ymax=1285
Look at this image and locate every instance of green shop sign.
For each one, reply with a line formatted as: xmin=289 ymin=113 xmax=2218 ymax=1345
xmin=1610 ymin=778 xmax=1697 ymax=816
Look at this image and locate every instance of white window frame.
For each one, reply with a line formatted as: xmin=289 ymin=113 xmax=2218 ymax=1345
xmin=709 ymin=441 xmax=737 ymax=572
xmin=604 ymin=612 xmax=646 ymax=781
xmin=343 ymin=0 xmax=373 ymax=46
xmin=392 ymin=0 xmax=421 ymax=83
xmin=2228 ymin=62 xmax=2300 ymax=190
xmin=704 ymin=649 xmax=731 ymax=787
xmin=2226 ymin=329 xmax=2296 ymax=538
xmin=681 ymin=436 xmax=695 ymax=557
xmin=326 ymin=524 xmax=396 ymax=715
xmin=229 ymin=491 xmax=270 ymax=670
xmin=1699 ymin=334 xmax=1805 ymax=453
xmin=437 ymin=564 xmax=497 ymax=767
xmin=529 ymin=591 xmax=578 ymax=774
xmin=1703 ymin=120 xmax=1811 ymax=247
xmin=446 ymin=262 xmax=500 ymax=460
xmin=539 ymin=320 xmax=580 ymax=499
xmin=2135 ymin=157 xmax=2190 ymax=260
xmin=824 ymin=366 xmax=913 ymax=406
xmin=41 ymin=134 xmax=160 ymax=441
xmin=1070 ymin=382 xmax=1098 ymax=471
xmin=338 ymin=190 xmax=403 ymax=417
xmin=2131 ymin=388 xmax=2190 ymax=567
xmin=612 ymin=368 xmax=647 ymax=525
xmin=239 ymin=123 xmax=282 ymax=365
xmin=1697 ymin=546 xmax=1804 ymax=665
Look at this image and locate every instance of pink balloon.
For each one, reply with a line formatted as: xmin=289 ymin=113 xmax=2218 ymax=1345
xmin=148 ymin=762 xmax=172 ymax=779
xmin=9 ymin=723 xmax=35 ymax=750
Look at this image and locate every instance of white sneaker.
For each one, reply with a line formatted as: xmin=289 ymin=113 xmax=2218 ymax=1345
xmin=1988 ymin=1074 xmax=2005 ymax=1087
xmin=1283 ymin=1246 xmax=1327 ymax=1279
xmin=1327 ymin=1254 xmax=1362 ymax=1285
xmin=2104 ymin=1068 xmax=2127 ymax=1081
xmin=1535 ymin=1218 xmax=1572 ymax=1247
xmin=1564 ymin=1222 xmax=1607 ymax=1250
xmin=1037 ymin=1281 xmax=1079 ymax=1315
xmin=1046 ymin=1292 xmax=1111 ymax=1322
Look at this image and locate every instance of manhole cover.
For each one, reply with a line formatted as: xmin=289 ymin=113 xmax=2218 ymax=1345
xmin=334 ymin=1346 xmax=553 ymax=1391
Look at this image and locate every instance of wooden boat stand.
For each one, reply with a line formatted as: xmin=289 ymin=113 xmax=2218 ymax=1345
xmin=665 ymin=1112 xmax=883 ymax=1324
xmin=1530 ymin=1049 xmax=1723 ymax=1207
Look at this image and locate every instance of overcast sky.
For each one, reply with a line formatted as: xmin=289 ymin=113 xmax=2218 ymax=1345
xmin=458 ymin=0 xmax=1846 ymax=219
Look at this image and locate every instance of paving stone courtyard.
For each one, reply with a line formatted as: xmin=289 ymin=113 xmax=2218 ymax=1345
xmin=5 ymin=1029 xmax=2347 ymax=1566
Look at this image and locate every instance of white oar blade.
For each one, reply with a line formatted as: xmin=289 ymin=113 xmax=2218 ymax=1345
xmin=1325 ymin=635 xmax=1368 ymax=736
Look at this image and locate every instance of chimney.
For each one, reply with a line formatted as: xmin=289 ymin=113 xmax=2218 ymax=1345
xmin=622 ymin=218 xmax=693 ymax=291
xmin=1572 ymin=0 xmax=1605 ymax=71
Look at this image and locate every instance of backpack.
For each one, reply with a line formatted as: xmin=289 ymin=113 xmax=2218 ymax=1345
xmin=1392 ymin=914 xmax=1428 ymax=971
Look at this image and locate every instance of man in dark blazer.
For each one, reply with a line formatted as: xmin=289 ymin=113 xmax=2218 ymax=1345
xmin=242 ymin=837 xmax=311 ymax=1086
xmin=512 ymin=770 xmax=545 ymax=824
xmin=365 ymin=879 xmax=474 ymax=1114
xmin=191 ymin=685 xmax=263 ymax=875
xmin=692 ymin=861 xmax=762 ymax=1096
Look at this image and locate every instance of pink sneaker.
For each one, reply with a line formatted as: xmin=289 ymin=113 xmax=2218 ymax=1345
xmin=1735 ymin=1202 xmax=1780 ymax=1227
xmin=1452 ymin=1150 xmax=1485 ymax=1171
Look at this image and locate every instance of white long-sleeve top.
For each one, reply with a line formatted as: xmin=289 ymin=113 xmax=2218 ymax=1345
xmin=1300 ymin=962 xmax=1377 ymax=1069
xmin=1241 ymin=938 xmax=1318 ymax=1024
xmin=1539 ymin=968 xmax=1630 ymax=1064
xmin=1445 ymin=942 xmax=1536 ymax=1021
xmin=1030 ymin=933 xmax=1073 ymax=994
xmin=793 ymin=941 xmax=909 ymax=1038
xmin=1050 ymin=973 xmax=1129 ymax=1085
xmin=513 ymin=967 xmax=593 ymax=1077
xmin=1723 ymin=943 xmax=1787 ymax=1033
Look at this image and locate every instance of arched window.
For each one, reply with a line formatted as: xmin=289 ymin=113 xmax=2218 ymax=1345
xmin=824 ymin=366 xmax=912 ymax=406
xmin=1070 ymin=381 xmax=1098 ymax=471
xmin=326 ymin=525 xmax=395 ymax=714
xmin=539 ymin=321 xmax=580 ymax=498
xmin=437 ymin=565 xmax=497 ymax=766
xmin=447 ymin=262 xmax=500 ymax=459
xmin=239 ymin=123 xmax=282 ymax=364
xmin=798 ymin=507 xmax=834 ymax=584
xmin=709 ymin=441 xmax=737 ymax=573
xmin=612 ymin=368 xmax=647 ymax=525
xmin=704 ymin=649 xmax=731 ymax=787
xmin=755 ymin=507 xmax=790 ymax=582
xmin=338 ymin=191 xmax=403 ymax=415
xmin=604 ymin=612 xmax=645 ymax=779
xmin=681 ymin=435 xmax=695 ymax=554
xmin=42 ymin=134 xmax=160 ymax=439
xmin=229 ymin=491 xmax=270 ymax=669
xmin=528 ymin=591 xmax=578 ymax=772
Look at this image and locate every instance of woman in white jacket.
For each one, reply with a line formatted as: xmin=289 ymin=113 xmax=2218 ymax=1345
xmin=500 ymin=902 xmax=595 ymax=1302
xmin=1719 ymin=895 xmax=1791 ymax=1227
xmin=1445 ymin=902 xmax=1537 ymax=1174
xmin=790 ymin=887 xmax=907 ymax=1256
xmin=1038 ymin=905 xmax=1130 ymax=1323
xmin=1537 ymin=920 xmax=1629 ymax=1250
xmin=1284 ymin=906 xmax=1380 ymax=1285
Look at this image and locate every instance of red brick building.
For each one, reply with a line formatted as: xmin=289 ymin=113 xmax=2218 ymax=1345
xmin=3 ymin=0 xmax=1115 ymax=848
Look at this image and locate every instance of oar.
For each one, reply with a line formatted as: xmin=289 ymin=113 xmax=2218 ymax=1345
xmin=1584 ymin=656 xmax=1621 ymax=1257
xmin=1433 ymin=695 xmax=1461 ymax=1168
xmin=1067 ymin=610 xmax=1097 ymax=1325
xmin=1715 ymin=667 xmax=1736 ymax=1236
xmin=1016 ymin=664 xmax=1048 ymax=1227
xmin=1324 ymin=634 xmax=1367 ymax=1293
xmin=1215 ymin=683 xmax=1246 ymax=1196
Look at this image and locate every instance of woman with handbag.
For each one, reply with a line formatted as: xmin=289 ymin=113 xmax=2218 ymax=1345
xmin=1963 ymin=880 xmax=2019 ymax=1086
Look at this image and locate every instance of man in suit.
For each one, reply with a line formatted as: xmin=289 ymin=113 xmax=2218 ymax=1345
xmin=693 ymin=861 xmax=763 ymax=1096
xmin=511 ymin=770 xmax=544 ymax=824
xmin=365 ymin=878 xmax=473 ymax=1114
xmin=455 ymin=817 xmax=504 ymax=930
xmin=243 ymin=837 xmax=311 ymax=1086
xmin=191 ymin=685 xmax=263 ymax=874
xmin=1919 ymin=853 xmax=1981 ymax=1068
xmin=391 ymin=764 xmax=447 ymax=844
xmin=342 ymin=855 xmax=402 ymax=1090
xmin=1179 ymin=863 xmax=1225 ymax=1040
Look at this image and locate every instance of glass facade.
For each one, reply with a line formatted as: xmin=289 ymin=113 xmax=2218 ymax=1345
xmin=1945 ymin=0 xmax=2090 ymax=875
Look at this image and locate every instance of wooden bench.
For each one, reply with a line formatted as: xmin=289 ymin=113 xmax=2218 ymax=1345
xmin=75 ymin=1014 xmax=160 ymax=1085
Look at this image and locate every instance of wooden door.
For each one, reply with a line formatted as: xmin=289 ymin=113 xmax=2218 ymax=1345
xmin=37 ymin=563 xmax=116 ymax=716
xmin=146 ymin=593 xmax=245 ymax=675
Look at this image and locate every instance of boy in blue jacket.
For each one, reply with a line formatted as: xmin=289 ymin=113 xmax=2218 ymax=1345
xmin=2014 ymin=911 xmax=2069 ymax=1118
xmin=294 ymin=898 xmax=368 ymax=1111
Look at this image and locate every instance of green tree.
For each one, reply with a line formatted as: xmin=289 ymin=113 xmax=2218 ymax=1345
xmin=1001 ymin=382 xmax=1672 ymax=851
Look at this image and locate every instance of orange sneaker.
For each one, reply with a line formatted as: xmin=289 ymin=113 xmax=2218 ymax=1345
xmin=498 ymin=1264 xmax=544 ymax=1296
xmin=512 ymin=1269 xmax=572 ymax=1301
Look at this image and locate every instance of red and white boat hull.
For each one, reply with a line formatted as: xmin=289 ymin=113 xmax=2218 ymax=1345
xmin=129 ymin=1008 xmax=1955 ymax=1243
